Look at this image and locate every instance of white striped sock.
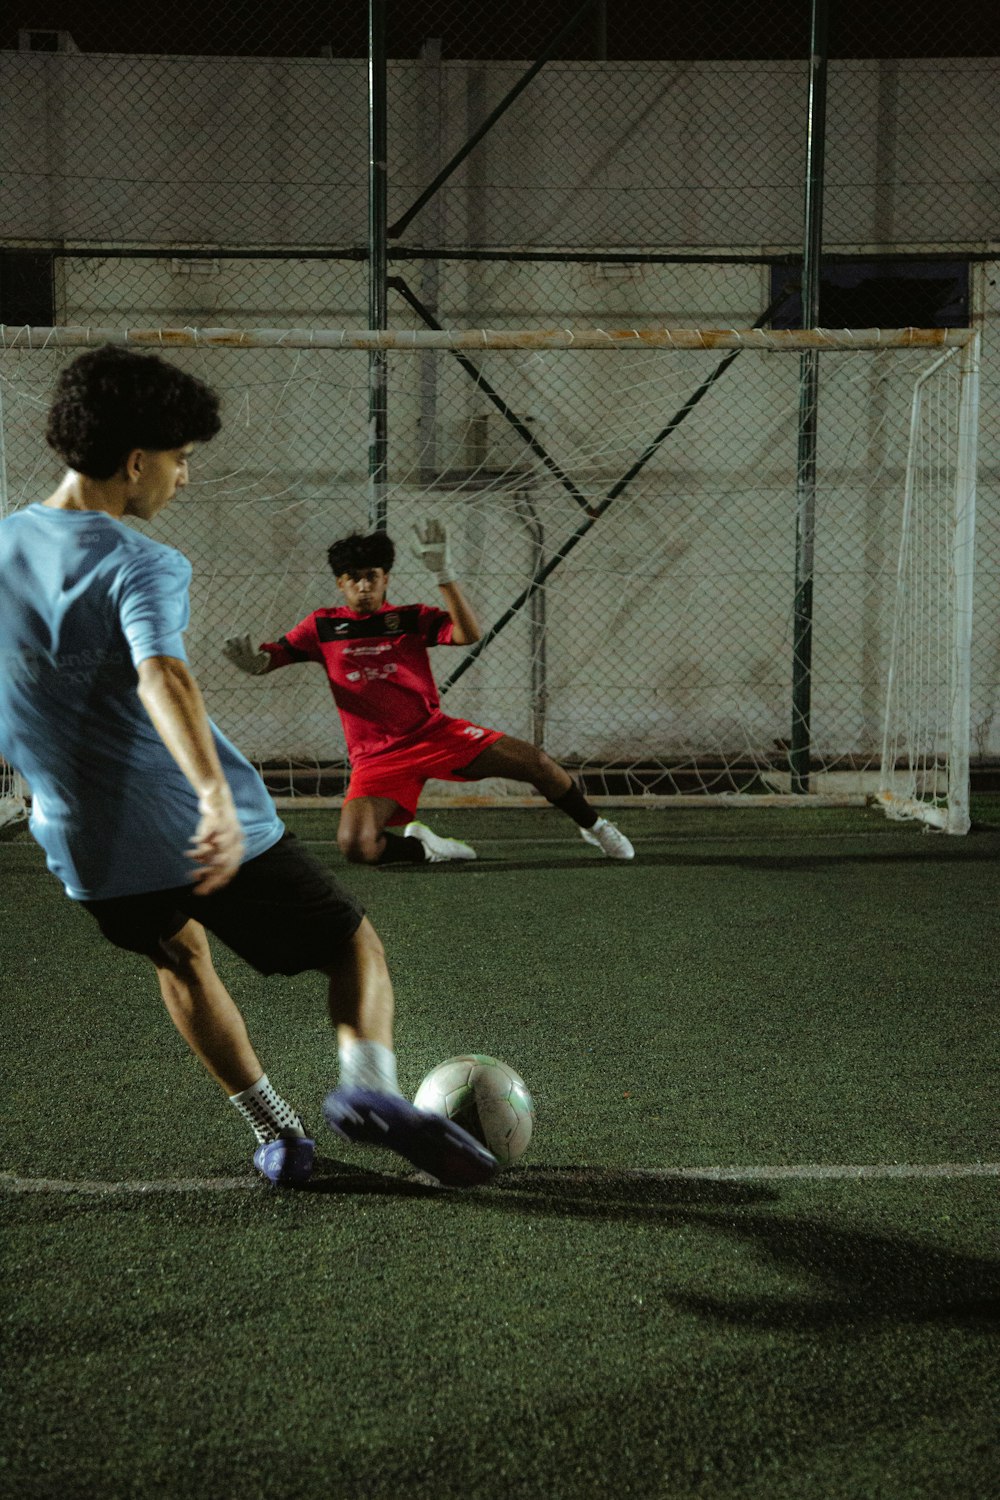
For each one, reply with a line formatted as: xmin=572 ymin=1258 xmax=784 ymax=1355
xmin=228 ymin=1075 xmax=306 ymax=1144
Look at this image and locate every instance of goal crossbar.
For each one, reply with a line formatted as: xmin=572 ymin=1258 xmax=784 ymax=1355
xmin=0 ymin=324 xmax=976 ymax=353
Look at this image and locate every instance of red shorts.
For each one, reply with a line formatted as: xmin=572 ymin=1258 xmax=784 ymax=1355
xmin=344 ymin=717 xmax=505 ymax=824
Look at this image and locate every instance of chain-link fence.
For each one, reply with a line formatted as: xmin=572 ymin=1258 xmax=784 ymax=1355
xmin=1 ymin=2 xmax=997 ymax=795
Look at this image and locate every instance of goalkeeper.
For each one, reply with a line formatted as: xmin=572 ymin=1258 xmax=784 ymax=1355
xmin=223 ymin=523 xmax=634 ymax=865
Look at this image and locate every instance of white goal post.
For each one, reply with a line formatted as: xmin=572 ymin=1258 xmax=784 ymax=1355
xmin=0 ymin=324 xmax=980 ymax=831
xmin=876 ymin=333 xmax=980 ymax=833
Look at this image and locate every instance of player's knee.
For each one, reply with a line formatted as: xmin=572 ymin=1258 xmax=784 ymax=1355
xmin=153 ymin=919 xmax=211 ymax=974
xmin=338 ymin=827 xmax=380 ymax=864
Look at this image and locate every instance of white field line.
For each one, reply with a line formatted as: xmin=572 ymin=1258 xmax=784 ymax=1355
xmin=0 ymin=1173 xmax=251 ymax=1195
xmin=639 ymin=1162 xmax=1000 ymax=1182
xmin=1 ymin=1162 xmax=997 ymax=1197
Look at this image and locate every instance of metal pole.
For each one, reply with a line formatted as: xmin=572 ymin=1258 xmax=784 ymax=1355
xmin=592 ymin=1 xmax=607 ymax=60
xmin=514 ymin=490 xmax=547 ymax=747
xmin=417 ymin=37 xmax=443 ymax=483
xmin=388 ymin=0 xmax=599 ymax=239
xmin=439 ymin=291 xmax=795 ymax=693
xmin=790 ymin=0 xmax=829 ymax=793
xmin=368 ymin=0 xmax=389 ymax=532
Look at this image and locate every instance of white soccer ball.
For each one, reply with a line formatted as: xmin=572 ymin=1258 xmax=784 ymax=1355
xmin=414 ymin=1054 xmax=534 ymax=1167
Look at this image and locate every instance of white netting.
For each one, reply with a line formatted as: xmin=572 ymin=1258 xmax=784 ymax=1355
xmin=0 ymin=327 xmax=977 ymax=810
xmin=877 ymin=338 xmax=978 ymax=832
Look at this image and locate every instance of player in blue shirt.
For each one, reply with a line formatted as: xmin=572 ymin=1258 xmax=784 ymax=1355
xmin=0 ymin=344 xmax=495 ymax=1190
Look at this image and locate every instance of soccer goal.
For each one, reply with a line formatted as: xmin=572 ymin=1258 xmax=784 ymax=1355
xmin=0 ymin=324 xmax=980 ymax=827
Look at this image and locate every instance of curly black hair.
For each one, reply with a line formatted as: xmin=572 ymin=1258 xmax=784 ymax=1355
xmin=45 ymin=344 xmax=222 ymax=479
xmin=327 ymin=531 xmax=396 ymax=576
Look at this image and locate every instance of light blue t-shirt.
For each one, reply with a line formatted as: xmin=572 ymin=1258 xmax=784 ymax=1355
xmin=0 ymin=504 xmax=284 ymax=899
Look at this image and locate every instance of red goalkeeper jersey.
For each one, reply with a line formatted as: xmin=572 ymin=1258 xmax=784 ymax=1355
xmin=260 ymin=602 xmax=457 ymax=763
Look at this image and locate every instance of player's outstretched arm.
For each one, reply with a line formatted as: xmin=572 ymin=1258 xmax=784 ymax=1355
xmin=412 ymin=518 xmax=481 ymax=644
xmin=137 ymin=655 xmax=245 ymax=893
xmin=222 ymin=634 xmax=274 ymax=675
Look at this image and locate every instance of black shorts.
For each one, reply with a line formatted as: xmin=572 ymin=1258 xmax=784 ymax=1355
xmin=79 ymin=831 xmax=364 ymax=975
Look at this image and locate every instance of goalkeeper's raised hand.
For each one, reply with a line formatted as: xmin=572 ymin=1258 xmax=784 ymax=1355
xmin=222 ymin=635 xmax=271 ymax=676
xmin=412 ymin=518 xmax=456 ymax=586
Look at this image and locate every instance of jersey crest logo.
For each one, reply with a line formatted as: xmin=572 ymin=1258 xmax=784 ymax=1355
xmin=383 ymin=613 xmax=400 ymax=633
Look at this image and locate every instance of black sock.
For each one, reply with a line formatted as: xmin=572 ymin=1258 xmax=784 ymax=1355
xmin=548 ymin=782 xmax=598 ymax=829
xmin=376 ymin=831 xmax=428 ymax=864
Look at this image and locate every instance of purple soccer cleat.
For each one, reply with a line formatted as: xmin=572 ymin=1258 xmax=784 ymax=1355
xmin=322 ymin=1086 xmax=497 ymax=1187
xmin=253 ymin=1135 xmax=316 ymax=1188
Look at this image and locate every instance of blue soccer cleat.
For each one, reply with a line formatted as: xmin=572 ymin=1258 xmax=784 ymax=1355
xmin=322 ymin=1086 xmax=497 ymax=1187
xmin=253 ymin=1134 xmax=316 ymax=1188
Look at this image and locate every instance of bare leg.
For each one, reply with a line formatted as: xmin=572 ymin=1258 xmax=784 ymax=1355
xmin=460 ymin=734 xmax=575 ymax=801
xmin=337 ymin=795 xmax=406 ymax=864
xmin=154 ymin=912 xmax=395 ymax=1087
xmin=458 ymin=733 xmax=633 ymax=858
xmin=320 ymin=914 xmax=395 ymax=1051
xmin=152 ymin=918 xmax=264 ymax=1094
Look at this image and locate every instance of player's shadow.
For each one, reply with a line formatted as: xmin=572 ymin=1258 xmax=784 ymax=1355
xmin=303 ymin=1155 xmax=450 ymax=1196
xmin=483 ymin=1164 xmax=1000 ymax=1334
xmin=483 ymin=1161 xmax=777 ymax=1211
xmin=663 ymin=1210 xmax=1000 ymax=1333
xmin=303 ymin=1155 xmax=772 ymax=1208
xmin=303 ymin=1158 xmax=1000 ymax=1332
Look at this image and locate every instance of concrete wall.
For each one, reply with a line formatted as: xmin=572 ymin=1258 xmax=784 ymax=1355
xmin=2 ymin=53 xmax=996 ymax=250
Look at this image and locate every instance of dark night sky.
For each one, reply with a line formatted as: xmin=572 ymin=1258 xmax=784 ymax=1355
xmin=4 ymin=1 xmax=999 ymax=60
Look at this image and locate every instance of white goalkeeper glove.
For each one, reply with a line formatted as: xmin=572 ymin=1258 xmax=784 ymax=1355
xmin=222 ymin=635 xmax=270 ymax=676
xmin=412 ymin=518 xmax=456 ymax=586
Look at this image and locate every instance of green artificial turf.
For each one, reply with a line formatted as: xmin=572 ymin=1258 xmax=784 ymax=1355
xmin=1 ymin=803 xmax=998 ymax=1498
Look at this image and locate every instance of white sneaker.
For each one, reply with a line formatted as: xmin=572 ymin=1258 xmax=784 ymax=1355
xmin=580 ymin=817 xmax=635 ymax=860
xmin=404 ymin=821 xmax=477 ymax=863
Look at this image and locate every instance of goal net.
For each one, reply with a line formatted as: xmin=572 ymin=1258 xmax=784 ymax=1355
xmin=877 ymin=337 xmax=979 ymax=833
xmin=0 ymin=325 xmax=979 ymax=828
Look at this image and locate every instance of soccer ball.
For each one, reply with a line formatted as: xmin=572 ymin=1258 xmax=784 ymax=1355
xmin=413 ymin=1054 xmax=534 ymax=1167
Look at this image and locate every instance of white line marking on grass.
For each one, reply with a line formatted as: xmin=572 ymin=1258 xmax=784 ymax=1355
xmin=639 ymin=1162 xmax=1000 ymax=1182
xmin=0 ymin=1172 xmax=251 ymax=1195
xmin=1 ymin=1162 xmax=997 ymax=1196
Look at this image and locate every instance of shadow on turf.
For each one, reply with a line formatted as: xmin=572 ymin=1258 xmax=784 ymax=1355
xmin=38 ymin=1152 xmax=1000 ymax=1337
xmin=302 ymin=1156 xmax=775 ymax=1206
xmin=303 ymin=1158 xmax=777 ymax=1207
xmin=302 ymin=1156 xmax=445 ymax=1196
xmin=304 ymin=1161 xmax=1000 ymax=1332
xmin=486 ymin=1166 xmax=1000 ymax=1333
xmin=665 ymin=1210 xmax=1000 ymax=1332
